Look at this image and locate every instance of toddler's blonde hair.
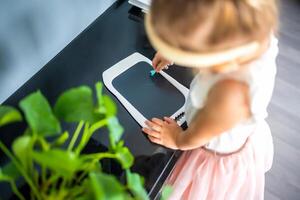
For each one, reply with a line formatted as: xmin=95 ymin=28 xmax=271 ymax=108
xmin=150 ymin=0 xmax=278 ymax=53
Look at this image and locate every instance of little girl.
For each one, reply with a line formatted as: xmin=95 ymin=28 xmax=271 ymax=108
xmin=142 ymin=0 xmax=278 ymax=199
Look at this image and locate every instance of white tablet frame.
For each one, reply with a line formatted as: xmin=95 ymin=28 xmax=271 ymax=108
xmin=102 ymin=52 xmax=189 ymax=128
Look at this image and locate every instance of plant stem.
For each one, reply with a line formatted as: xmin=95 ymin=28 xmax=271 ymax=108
xmin=77 ymin=169 xmax=94 ymax=184
xmin=75 ymin=119 xmax=107 ymax=155
xmin=9 ymin=180 xmax=25 ymax=200
xmin=39 ymin=137 xmax=50 ymax=151
xmin=41 ymin=165 xmax=46 ymax=187
xmin=47 ymin=173 xmax=60 ymax=186
xmin=76 ymin=160 xmax=98 ymax=183
xmin=0 ymin=141 xmax=41 ymax=200
xmin=67 ymin=121 xmax=84 ymax=151
xmin=49 ymin=174 xmax=60 ymax=195
xmin=59 ymin=176 xmax=70 ymax=195
xmin=82 ymin=152 xmax=116 ymax=161
xmin=77 ymin=152 xmax=116 ymax=183
xmin=74 ymin=122 xmax=90 ymax=155
xmin=89 ymin=119 xmax=107 ymax=135
xmin=95 ymin=82 xmax=103 ymax=107
xmin=70 ymin=187 xmax=85 ymax=198
xmin=33 ymin=170 xmax=40 ymax=192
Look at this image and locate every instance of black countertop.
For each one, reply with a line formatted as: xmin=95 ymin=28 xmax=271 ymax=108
xmin=0 ymin=1 xmax=194 ymax=199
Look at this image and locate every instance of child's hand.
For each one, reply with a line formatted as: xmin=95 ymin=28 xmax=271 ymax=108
xmin=152 ymin=52 xmax=174 ymax=72
xmin=142 ymin=117 xmax=182 ymax=150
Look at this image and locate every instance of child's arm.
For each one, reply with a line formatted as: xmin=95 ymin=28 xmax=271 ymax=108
xmin=176 ymin=79 xmax=251 ymax=150
xmin=143 ymin=79 xmax=251 ymax=150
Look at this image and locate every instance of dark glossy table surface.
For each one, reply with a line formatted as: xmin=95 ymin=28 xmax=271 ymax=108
xmin=0 ymin=1 xmax=194 ymax=199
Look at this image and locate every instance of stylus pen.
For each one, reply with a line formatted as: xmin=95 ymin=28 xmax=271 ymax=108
xmin=150 ymin=70 xmax=156 ymax=77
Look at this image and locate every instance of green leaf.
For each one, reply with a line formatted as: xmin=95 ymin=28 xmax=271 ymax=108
xmin=12 ymin=135 xmax=33 ymax=170
xmin=54 ymin=86 xmax=96 ymax=123
xmin=0 ymin=162 xmax=21 ymax=182
xmin=160 ymin=185 xmax=173 ymax=200
xmin=114 ymin=144 xmax=134 ymax=169
xmin=103 ymin=95 xmax=117 ymax=117
xmin=126 ymin=170 xmax=148 ymax=200
xmin=0 ymin=106 xmax=22 ymax=127
xmin=19 ymin=91 xmax=61 ymax=136
xmin=0 ymin=170 xmax=11 ymax=182
xmin=89 ymin=172 xmax=127 ymax=200
xmin=107 ymin=117 xmax=123 ymax=148
xmin=32 ymin=149 xmax=82 ymax=177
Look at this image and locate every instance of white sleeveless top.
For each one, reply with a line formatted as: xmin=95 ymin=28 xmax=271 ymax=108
xmin=185 ymin=36 xmax=278 ymax=153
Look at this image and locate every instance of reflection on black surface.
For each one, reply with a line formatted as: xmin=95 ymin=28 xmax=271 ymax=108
xmin=82 ymin=138 xmax=179 ymax=198
xmin=84 ymin=122 xmax=188 ymax=199
xmin=132 ymin=152 xmax=171 ymax=190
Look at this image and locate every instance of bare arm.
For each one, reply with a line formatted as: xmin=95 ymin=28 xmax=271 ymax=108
xmin=176 ymin=79 xmax=251 ymax=150
xmin=143 ymin=79 xmax=251 ymax=150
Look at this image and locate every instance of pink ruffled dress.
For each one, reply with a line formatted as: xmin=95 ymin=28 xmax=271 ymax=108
xmin=164 ymin=36 xmax=278 ymax=200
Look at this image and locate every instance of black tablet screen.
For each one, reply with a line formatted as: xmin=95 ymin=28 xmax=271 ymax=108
xmin=112 ymin=62 xmax=185 ymax=120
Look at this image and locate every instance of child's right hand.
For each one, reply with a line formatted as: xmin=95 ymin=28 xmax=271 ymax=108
xmin=152 ymin=52 xmax=174 ymax=72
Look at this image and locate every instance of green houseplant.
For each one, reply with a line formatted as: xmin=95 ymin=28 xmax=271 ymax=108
xmin=0 ymin=82 xmax=171 ymax=200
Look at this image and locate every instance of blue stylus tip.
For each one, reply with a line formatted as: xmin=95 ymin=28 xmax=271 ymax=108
xmin=150 ymin=70 xmax=156 ymax=77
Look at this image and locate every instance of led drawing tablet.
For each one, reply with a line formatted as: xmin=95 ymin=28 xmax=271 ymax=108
xmin=102 ymin=53 xmax=189 ymax=128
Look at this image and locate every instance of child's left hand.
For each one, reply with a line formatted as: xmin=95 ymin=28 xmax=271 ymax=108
xmin=142 ymin=117 xmax=182 ymax=150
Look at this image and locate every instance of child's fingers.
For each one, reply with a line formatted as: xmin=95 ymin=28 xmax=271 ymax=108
xmin=156 ymin=61 xmax=168 ymax=72
xmin=142 ymin=127 xmax=161 ymax=138
xmin=154 ymin=61 xmax=163 ymax=71
xmin=148 ymin=135 xmax=161 ymax=145
xmin=145 ymin=120 xmax=161 ymax=132
xmin=152 ymin=55 xmax=160 ymax=69
xmin=152 ymin=118 xmax=164 ymax=126
xmin=164 ymin=117 xmax=176 ymax=124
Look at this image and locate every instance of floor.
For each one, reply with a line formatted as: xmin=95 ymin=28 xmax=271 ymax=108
xmin=265 ymin=0 xmax=300 ymax=199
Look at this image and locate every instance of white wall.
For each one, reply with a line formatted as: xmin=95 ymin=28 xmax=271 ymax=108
xmin=0 ymin=0 xmax=116 ymax=103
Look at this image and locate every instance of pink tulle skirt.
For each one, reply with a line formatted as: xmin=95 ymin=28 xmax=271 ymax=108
xmin=164 ymin=122 xmax=274 ymax=200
